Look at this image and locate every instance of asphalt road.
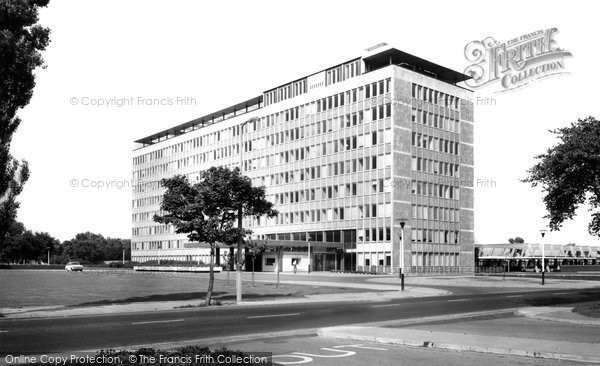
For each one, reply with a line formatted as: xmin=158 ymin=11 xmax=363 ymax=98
xmin=1 ymin=286 xmax=599 ymax=356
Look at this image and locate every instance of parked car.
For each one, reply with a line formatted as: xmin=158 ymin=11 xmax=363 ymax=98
xmin=65 ymin=262 xmax=83 ymax=272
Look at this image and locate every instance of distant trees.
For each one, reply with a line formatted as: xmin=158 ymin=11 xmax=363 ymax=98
xmin=508 ymin=237 xmax=525 ymax=244
xmin=0 ymin=225 xmax=130 ymax=264
xmin=0 ymin=221 xmax=59 ymax=263
xmin=524 ymin=116 xmax=600 ymax=237
xmin=60 ymin=232 xmax=130 ymax=264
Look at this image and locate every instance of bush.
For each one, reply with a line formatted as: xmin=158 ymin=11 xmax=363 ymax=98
xmin=141 ymin=260 xmax=207 ymax=267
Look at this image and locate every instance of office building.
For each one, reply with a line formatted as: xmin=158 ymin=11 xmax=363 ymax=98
xmin=131 ymin=43 xmax=475 ymax=273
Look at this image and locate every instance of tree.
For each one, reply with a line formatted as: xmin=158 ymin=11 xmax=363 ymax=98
xmin=523 ymin=116 xmax=600 ymax=237
xmin=246 ymin=240 xmax=268 ymax=286
xmin=514 ymin=237 xmax=524 ymax=244
xmin=59 ymin=232 xmax=129 ymax=263
xmin=154 ymin=167 xmax=277 ymax=306
xmin=0 ymin=0 xmax=51 ymax=252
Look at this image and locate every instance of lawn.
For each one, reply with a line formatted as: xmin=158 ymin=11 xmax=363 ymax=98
xmin=572 ymin=301 xmax=600 ymax=318
xmin=0 ymin=270 xmax=368 ymax=308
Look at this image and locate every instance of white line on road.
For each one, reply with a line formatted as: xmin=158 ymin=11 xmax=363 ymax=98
xmin=553 ymin=292 xmax=568 ymax=295
xmin=370 ymin=303 xmax=401 ymax=308
xmin=131 ymin=319 xmax=185 ymax=325
xmin=447 ymin=298 xmax=468 ymax=302
xmin=506 ymin=295 xmax=523 ymax=298
xmin=0 ymin=331 xmax=7 ymax=333
xmin=247 ymin=313 xmax=300 ymax=319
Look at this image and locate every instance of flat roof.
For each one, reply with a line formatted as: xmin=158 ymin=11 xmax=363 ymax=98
xmin=363 ymin=48 xmax=471 ymax=84
xmin=135 ymin=95 xmax=262 ymax=146
xmin=134 ymin=46 xmax=471 ymax=147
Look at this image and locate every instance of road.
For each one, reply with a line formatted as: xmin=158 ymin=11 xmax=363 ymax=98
xmin=1 ymin=286 xmax=599 ymax=356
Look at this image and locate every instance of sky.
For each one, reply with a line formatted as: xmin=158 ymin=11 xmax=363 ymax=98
xmin=11 ymin=0 xmax=600 ymax=246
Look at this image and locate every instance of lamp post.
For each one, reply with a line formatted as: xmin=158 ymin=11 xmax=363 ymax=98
xmin=540 ymin=229 xmax=547 ymax=285
xmin=399 ymin=221 xmax=405 ymax=291
xmin=306 ymin=233 xmax=311 ymax=274
xmin=237 ymin=116 xmax=258 ymax=303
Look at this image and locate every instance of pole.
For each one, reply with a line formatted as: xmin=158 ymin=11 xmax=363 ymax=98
xmin=122 ymin=248 xmax=125 ymax=265
xmin=237 ymin=122 xmax=244 ymax=303
xmin=307 ymin=236 xmax=311 ymax=274
xmin=48 ymin=250 xmax=50 ymax=265
xmin=399 ymin=222 xmax=405 ymax=291
xmin=540 ymin=231 xmax=546 ymax=285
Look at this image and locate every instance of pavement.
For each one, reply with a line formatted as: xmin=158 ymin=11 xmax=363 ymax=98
xmin=517 ymin=306 xmax=600 ymax=326
xmin=319 ymin=305 xmax=600 ymax=364
xmin=370 ymin=275 xmax=600 ymax=289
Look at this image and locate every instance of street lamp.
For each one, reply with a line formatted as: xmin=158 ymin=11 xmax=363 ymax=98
xmin=237 ymin=116 xmax=259 ymax=303
xmin=539 ymin=229 xmax=547 ymax=285
xmin=399 ymin=221 xmax=405 ymax=291
xmin=306 ymin=233 xmax=311 ymax=274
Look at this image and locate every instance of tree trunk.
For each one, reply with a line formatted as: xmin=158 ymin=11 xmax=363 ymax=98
xmin=206 ymin=246 xmax=215 ymax=306
xmin=276 ymin=247 xmax=281 ymax=289
xmin=251 ymin=256 xmax=255 ymax=287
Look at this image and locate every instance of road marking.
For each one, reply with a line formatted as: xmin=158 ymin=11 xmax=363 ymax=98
xmin=0 ymin=331 xmax=7 ymax=333
xmin=506 ymin=295 xmax=523 ymax=298
xmin=247 ymin=313 xmax=300 ymax=319
xmin=370 ymin=303 xmax=401 ymax=308
xmin=131 ymin=319 xmax=185 ymax=325
xmin=553 ymin=292 xmax=568 ymax=295
xmin=447 ymin=298 xmax=468 ymax=302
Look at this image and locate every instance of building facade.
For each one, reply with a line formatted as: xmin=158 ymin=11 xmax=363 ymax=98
xmin=131 ymin=44 xmax=475 ymax=273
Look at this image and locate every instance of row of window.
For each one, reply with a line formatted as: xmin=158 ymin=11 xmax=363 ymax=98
xmin=264 ymin=78 xmax=308 ymax=106
xmin=266 ymin=203 xmax=391 ymax=226
xmin=411 ymin=156 xmax=460 ymax=177
xmin=325 ymin=59 xmax=362 ymax=87
xmin=411 ymin=228 xmax=460 ymax=244
xmin=412 ymin=180 xmax=460 ymax=200
xmin=133 ymin=78 xmax=394 ymax=166
xmin=134 ymin=125 xmax=391 ymax=182
xmin=412 ymin=204 xmax=460 ymax=222
xmin=412 ymin=132 xmax=460 ymax=155
xmin=412 ymin=108 xmax=461 ymax=134
xmin=273 ymin=178 xmax=389 ymax=204
xmin=411 ymin=83 xmax=460 ymax=110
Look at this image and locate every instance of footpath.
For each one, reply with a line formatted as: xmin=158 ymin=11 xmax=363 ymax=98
xmin=320 ymin=305 xmax=600 ymax=363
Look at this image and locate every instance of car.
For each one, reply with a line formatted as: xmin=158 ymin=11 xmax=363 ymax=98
xmin=65 ymin=262 xmax=83 ymax=272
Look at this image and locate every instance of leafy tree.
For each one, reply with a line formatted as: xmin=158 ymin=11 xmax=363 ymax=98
xmin=508 ymin=238 xmax=515 ymax=244
xmin=246 ymin=240 xmax=268 ymax=286
xmin=60 ymin=232 xmax=130 ymax=263
xmin=154 ymin=167 xmax=277 ymax=306
xmin=0 ymin=0 xmax=51 ymax=252
xmin=524 ymin=116 xmax=600 ymax=237
xmin=514 ymin=237 xmax=524 ymax=244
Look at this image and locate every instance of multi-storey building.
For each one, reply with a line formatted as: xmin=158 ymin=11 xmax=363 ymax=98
xmin=131 ymin=43 xmax=475 ymax=273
